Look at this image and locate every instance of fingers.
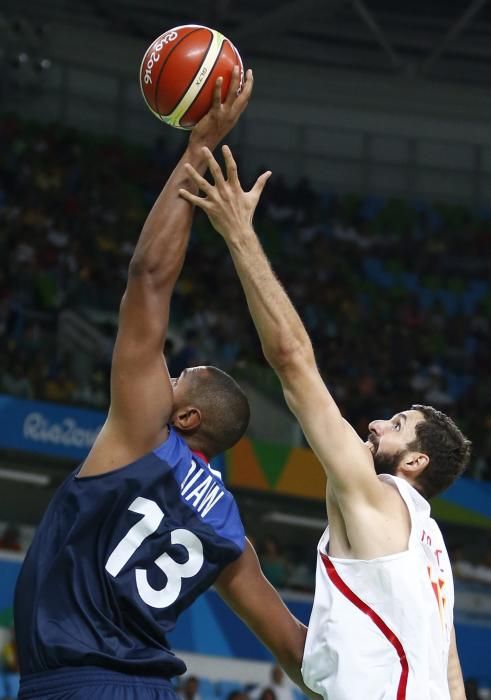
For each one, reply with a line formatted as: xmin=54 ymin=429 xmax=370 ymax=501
xmin=222 ymin=145 xmax=240 ymax=186
xmin=184 ymin=162 xmax=213 ymax=195
xmin=202 ymin=146 xmax=226 ymax=191
xmin=225 ymin=68 xmax=253 ymax=118
xmin=224 ymin=65 xmax=241 ymax=107
xmin=178 ymin=188 xmax=210 ymax=212
xmin=235 ymin=68 xmax=253 ymax=108
xmin=212 ymin=76 xmax=223 ymax=110
xmin=250 ymin=170 xmax=272 ymax=203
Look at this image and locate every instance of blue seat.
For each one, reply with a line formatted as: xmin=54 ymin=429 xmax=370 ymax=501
xmin=199 ymin=677 xmax=217 ymax=700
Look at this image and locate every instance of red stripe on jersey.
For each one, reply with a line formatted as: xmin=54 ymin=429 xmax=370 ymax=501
xmin=321 ymin=552 xmax=409 ymax=700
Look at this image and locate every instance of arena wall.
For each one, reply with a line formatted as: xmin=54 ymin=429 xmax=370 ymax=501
xmin=4 ymin=21 xmax=491 ymax=204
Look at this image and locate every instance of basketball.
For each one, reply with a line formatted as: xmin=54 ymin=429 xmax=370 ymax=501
xmin=139 ymin=25 xmax=244 ymax=130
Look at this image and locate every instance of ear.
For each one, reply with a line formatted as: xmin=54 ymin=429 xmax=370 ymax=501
xmin=402 ymin=451 xmax=429 ymax=477
xmin=170 ymin=406 xmax=202 ymax=433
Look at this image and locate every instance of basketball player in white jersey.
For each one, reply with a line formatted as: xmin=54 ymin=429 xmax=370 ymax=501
xmin=179 ymin=147 xmax=471 ymax=700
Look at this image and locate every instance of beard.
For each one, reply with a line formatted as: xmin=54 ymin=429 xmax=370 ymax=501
xmin=373 ymin=448 xmax=407 ymax=476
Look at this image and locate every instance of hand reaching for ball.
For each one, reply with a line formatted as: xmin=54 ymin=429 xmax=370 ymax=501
xmin=190 ymin=66 xmax=252 ymax=151
xmin=179 ymin=145 xmax=271 ymax=240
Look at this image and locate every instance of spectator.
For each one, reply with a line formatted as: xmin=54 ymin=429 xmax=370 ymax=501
xmin=179 ymin=676 xmax=202 ymax=700
xmin=266 ymin=666 xmax=295 ymax=700
xmin=0 ymin=628 xmax=19 ymax=700
xmin=258 ymin=689 xmax=277 ymax=700
xmin=259 ymin=537 xmax=288 ymax=588
xmin=227 ymin=691 xmax=249 ymax=700
xmin=169 ymin=329 xmax=200 ymax=377
xmin=1 ymin=360 xmax=33 ymax=399
xmin=0 ymin=524 xmax=22 ymax=552
xmin=43 ymin=366 xmax=76 ymax=403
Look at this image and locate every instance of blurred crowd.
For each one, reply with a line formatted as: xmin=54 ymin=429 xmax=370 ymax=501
xmin=176 ymin=666 xmax=301 ymax=700
xmin=0 ymin=629 xmax=18 ymax=700
xmin=1 ymin=115 xmax=491 ymax=479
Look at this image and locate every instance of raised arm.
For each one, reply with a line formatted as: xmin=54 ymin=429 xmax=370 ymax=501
xmin=215 ymin=540 xmax=320 ymax=700
xmin=179 ymin=147 xmax=382 ymax=506
xmin=80 ymin=70 xmax=252 ymax=476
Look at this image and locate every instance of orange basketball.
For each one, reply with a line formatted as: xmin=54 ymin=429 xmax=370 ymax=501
xmin=139 ymin=25 xmax=244 ymax=130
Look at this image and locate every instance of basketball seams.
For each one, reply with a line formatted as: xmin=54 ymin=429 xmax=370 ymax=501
xmin=152 ymin=27 xmax=205 ymax=120
xmin=163 ymin=30 xmax=225 ymax=129
xmin=180 ymin=36 xmax=233 ymax=129
xmin=162 ymin=30 xmax=214 ymax=123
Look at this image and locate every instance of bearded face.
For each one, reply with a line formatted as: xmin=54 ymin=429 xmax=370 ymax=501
xmin=368 ymin=434 xmax=407 ymax=476
xmin=373 ymin=448 xmax=408 ymax=476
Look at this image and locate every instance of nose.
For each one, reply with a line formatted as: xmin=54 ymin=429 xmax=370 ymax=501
xmin=368 ymin=419 xmax=385 ymax=436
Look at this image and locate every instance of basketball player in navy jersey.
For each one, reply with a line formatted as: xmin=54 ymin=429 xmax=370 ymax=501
xmin=14 ymin=69 xmax=313 ymax=700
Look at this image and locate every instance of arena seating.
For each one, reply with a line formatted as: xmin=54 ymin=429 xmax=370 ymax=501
xmin=1 ymin=115 xmax=490 ymax=481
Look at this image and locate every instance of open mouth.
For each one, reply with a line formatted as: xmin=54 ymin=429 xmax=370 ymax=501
xmin=367 ymin=437 xmax=378 ymax=455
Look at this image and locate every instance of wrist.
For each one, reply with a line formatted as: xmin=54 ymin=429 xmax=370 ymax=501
xmin=188 ymin=131 xmax=219 ymax=153
xmin=226 ymin=224 xmax=255 ymax=248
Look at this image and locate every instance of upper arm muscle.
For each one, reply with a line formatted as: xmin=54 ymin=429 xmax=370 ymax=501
xmin=110 ymin=275 xmax=173 ymax=433
xmin=80 ymin=273 xmax=174 ymax=476
xmin=279 ymin=354 xmax=382 ymax=504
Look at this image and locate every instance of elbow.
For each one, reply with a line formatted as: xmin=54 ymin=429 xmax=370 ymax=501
xmin=264 ymin=336 xmax=314 ymax=374
xmin=128 ymin=252 xmax=172 ymax=287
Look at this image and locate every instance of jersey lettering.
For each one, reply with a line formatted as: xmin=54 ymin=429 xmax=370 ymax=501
xmin=427 ymin=565 xmax=446 ymax=628
xmin=181 ymin=461 xmax=224 ymax=516
xmin=106 ymin=497 xmax=163 ymax=576
xmin=105 ymin=497 xmax=205 ymax=609
xmin=136 ymin=528 xmax=203 ymax=608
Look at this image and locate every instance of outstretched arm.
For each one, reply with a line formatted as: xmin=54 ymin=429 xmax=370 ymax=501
xmin=80 ymin=70 xmax=252 ymax=476
xmin=179 ymin=147 xmax=382 ymax=507
xmin=216 ymin=540 xmax=320 ymax=700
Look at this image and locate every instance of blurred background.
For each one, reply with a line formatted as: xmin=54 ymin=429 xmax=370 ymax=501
xmin=1 ymin=0 xmax=491 ymax=698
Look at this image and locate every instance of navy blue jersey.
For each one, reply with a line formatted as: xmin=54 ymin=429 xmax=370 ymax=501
xmin=14 ymin=428 xmax=245 ymax=678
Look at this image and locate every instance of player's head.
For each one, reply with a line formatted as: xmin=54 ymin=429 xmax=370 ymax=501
xmin=170 ymin=365 xmax=250 ymax=457
xmin=367 ymin=404 xmax=471 ymax=499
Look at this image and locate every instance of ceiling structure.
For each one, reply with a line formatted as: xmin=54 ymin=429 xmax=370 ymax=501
xmin=3 ymin=0 xmax=491 ymax=85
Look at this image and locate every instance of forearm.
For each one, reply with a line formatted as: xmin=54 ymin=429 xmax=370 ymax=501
xmin=448 ymin=670 xmax=466 ymax=700
xmin=130 ymin=138 xmax=216 ymax=283
xmin=226 ymin=225 xmax=312 ymax=370
xmin=278 ymin=631 xmax=321 ymax=700
xmin=448 ymin=628 xmax=466 ymax=700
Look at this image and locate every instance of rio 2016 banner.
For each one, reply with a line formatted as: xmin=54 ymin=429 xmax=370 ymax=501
xmin=0 ymin=394 xmax=104 ymax=460
xmin=1 ymin=395 xmax=491 ymax=530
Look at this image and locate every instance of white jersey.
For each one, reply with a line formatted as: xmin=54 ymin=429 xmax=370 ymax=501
xmin=302 ymin=474 xmax=454 ymax=700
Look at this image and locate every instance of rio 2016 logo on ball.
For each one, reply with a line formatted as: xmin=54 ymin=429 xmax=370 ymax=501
xmin=139 ymin=25 xmax=244 ymax=130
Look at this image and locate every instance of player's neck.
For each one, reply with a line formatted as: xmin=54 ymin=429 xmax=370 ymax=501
xmin=192 ymin=449 xmax=209 ymax=464
xmin=179 ymin=432 xmax=210 ymax=463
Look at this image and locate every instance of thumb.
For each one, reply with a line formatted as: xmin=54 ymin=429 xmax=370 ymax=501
xmin=250 ymin=170 xmax=272 ymax=202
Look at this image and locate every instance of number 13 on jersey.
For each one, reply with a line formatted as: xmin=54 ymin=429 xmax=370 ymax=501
xmin=105 ymin=496 xmax=204 ymax=608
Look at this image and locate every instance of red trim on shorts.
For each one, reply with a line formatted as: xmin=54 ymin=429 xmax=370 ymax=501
xmin=321 ymin=552 xmax=409 ymax=700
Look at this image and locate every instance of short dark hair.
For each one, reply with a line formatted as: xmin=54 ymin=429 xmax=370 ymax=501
xmin=190 ymin=366 xmax=250 ymax=456
xmin=409 ymin=404 xmax=471 ymax=499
